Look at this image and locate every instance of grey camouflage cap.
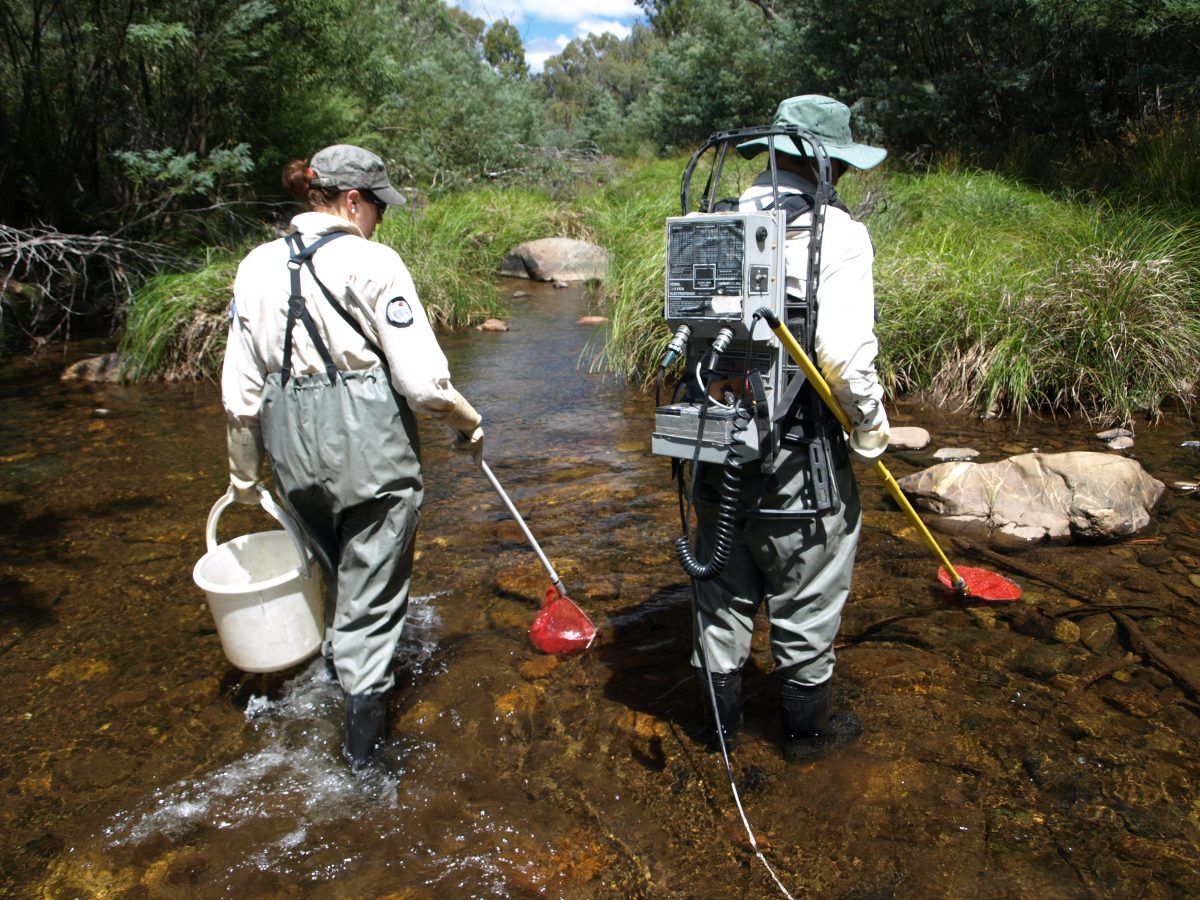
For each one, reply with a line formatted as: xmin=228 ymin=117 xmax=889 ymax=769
xmin=308 ymin=144 xmax=406 ymax=206
xmin=737 ymin=95 xmax=887 ymax=170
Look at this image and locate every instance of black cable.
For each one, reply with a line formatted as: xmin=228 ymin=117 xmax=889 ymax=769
xmin=675 ymin=458 xmax=741 ymax=580
xmin=674 ymin=343 xmax=753 ymax=582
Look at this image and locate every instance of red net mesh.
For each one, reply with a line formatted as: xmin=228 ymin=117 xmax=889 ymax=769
xmin=529 ymin=586 xmax=597 ymax=654
xmin=938 ymin=566 xmax=1022 ymax=602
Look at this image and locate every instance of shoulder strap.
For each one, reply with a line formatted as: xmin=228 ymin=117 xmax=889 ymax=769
xmin=764 ymin=190 xmax=851 ymax=222
xmin=281 ymin=232 xmax=388 ymax=385
xmin=765 ymin=191 xmax=814 ymax=223
xmin=282 ymin=234 xmax=339 ymax=386
xmin=289 ymin=232 xmax=387 ymax=365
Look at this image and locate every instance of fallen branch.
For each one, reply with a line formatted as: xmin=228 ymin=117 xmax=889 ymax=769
xmin=952 ymin=537 xmax=1195 ymax=621
xmin=950 ymin=537 xmax=1097 ymax=602
xmin=0 ymin=223 xmax=179 ymax=343
xmin=1067 ymin=652 xmax=1137 ymax=694
xmin=1111 ymin=612 xmax=1200 ymax=703
xmin=952 ymin=537 xmax=1200 ymax=704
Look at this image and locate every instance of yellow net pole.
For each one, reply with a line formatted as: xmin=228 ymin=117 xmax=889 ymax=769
xmin=764 ymin=317 xmax=966 ymax=592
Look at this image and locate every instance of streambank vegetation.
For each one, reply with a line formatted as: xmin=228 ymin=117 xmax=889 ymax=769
xmin=116 ymin=147 xmax=1200 ymax=426
xmin=4 ymin=0 xmax=1198 ymax=425
xmin=587 ymin=129 xmax=1200 ymax=427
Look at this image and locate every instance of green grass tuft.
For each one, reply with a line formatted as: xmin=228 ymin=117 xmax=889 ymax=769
xmin=378 ymin=186 xmax=587 ymax=329
xmin=579 ymin=157 xmax=683 ymax=379
xmin=872 ymin=168 xmax=1200 ymax=423
xmin=119 ymin=252 xmax=241 ymax=381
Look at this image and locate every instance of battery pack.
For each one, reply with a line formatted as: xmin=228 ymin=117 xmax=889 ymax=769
xmin=652 ymin=403 xmax=759 ymax=464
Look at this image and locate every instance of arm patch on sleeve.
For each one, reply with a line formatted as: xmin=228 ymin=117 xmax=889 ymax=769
xmin=385 ymin=297 xmax=414 ymax=327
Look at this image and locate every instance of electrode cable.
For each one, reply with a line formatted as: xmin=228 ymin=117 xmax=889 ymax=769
xmin=693 ymin=592 xmax=796 ymax=900
xmin=675 ymin=341 xmax=795 ymax=898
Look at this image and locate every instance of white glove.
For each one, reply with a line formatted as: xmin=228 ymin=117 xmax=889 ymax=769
xmin=227 ymin=420 xmax=264 ymax=504
xmin=849 ymin=414 xmax=889 ymax=459
xmin=453 ymin=426 xmax=484 ymax=466
xmin=430 ymin=388 xmax=482 ymax=433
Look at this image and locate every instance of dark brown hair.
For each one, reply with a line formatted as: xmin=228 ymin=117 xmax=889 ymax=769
xmin=281 ymin=159 xmax=342 ymax=210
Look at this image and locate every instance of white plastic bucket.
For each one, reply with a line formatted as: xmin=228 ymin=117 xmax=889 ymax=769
xmin=193 ymin=487 xmax=324 ymax=673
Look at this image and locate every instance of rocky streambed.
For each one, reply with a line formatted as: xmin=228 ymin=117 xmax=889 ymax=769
xmin=2 ymin=280 xmax=1199 ymax=897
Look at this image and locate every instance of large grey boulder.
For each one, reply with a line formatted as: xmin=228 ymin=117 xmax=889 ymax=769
xmin=896 ymin=451 xmax=1164 ymax=542
xmin=500 ymin=238 xmax=609 ymax=283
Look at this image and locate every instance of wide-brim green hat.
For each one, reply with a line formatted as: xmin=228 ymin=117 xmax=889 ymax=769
xmin=736 ymin=95 xmax=887 ymax=170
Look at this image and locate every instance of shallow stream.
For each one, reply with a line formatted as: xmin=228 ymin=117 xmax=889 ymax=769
xmin=2 ymin=280 xmax=1199 ymax=897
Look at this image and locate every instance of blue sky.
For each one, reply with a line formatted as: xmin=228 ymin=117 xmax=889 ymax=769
xmin=448 ymin=0 xmax=645 ymax=72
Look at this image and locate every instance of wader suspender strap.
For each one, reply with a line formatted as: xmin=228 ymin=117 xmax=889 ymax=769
xmin=281 ymin=232 xmax=387 ymax=385
xmin=751 ymin=187 xmax=844 ymax=518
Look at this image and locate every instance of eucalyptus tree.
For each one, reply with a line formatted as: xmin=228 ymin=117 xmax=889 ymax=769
xmin=539 ymin=26 xmax=658 ymax=155
xmin=482 ymin=18 xmax=528 ymax=79
xmin=776 ymin=0 xmax=1200 ymax=170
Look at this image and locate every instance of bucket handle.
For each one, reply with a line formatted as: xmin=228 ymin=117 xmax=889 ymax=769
xmin=205 ymin=485 xmax=313 ymax=580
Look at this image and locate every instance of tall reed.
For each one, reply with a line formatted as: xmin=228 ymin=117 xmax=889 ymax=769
xmin=874 ymin=168 xmax=1200 ymax=423
xmin=582 ymin=157 xmax=688 ymax=378
xmin=593 ymin=160 xmax=1199 ymax=423
xmin=1073 ymin=110 xmax=1200 ymax=209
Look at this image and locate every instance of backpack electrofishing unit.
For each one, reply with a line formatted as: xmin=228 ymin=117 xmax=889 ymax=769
xmin=653 ymin=125 xmax=843 ymax=579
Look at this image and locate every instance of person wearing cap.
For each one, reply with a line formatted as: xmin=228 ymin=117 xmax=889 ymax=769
xmin=220 ymin=144 xmax=484 ymax=770
xmin=690 ymin=95 xmax=890 ymax=761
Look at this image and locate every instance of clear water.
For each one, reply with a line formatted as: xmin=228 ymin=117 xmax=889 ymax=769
xmin=1 ymin=280 xmax=1199 ymax=897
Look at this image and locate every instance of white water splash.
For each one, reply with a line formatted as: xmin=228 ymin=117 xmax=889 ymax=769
xmin=104 ymin=593 xmax=445 ymax=865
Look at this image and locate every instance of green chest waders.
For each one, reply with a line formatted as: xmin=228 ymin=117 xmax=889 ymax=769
xmin=259 ymin=232 xmax=423 ymax=701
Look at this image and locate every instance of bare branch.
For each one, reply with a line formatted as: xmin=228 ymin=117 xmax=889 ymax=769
xmin=745 ymin=0 xmax=776 ymax=21
xmin=0 ymin=224 xmax=180 ymax=345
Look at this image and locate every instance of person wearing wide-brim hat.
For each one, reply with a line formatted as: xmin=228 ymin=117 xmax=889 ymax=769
xmin=688 ymin=95 xmax=891 ymax=762
xmin=221 ymin=144 xmax=484 ymax=770
xmin=735 ymin=93 xmax=888 ymax=172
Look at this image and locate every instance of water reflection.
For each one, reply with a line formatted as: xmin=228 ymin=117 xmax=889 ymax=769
xmin=1 ymin=280 xmax=1199 ymax=897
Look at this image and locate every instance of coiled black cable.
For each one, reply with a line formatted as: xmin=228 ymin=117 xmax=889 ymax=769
xmin=674 ymin=455 xmax=742 ymax=580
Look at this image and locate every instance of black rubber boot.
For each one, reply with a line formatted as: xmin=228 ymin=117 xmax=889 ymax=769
xmin=695 ymin=667 xmax=742 ymax=752
xmin=779 ymin=677 xmax=861 ymax=761
xmin=342 ymin=692 xmax=387 ymax=771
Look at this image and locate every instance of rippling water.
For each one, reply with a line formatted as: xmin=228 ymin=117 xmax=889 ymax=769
xmin=2 ymin=279 xmax=1199 ymax=897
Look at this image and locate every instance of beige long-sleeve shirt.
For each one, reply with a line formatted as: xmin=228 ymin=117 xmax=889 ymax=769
xmin=738 ymin=170 xmax=887 ymax=432
xmin=222 ymin=212 xmax=461 ymax=423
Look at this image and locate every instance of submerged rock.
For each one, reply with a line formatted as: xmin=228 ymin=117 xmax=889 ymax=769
xmin=61 ymin=353 xmax=125 ymax=383
xmin=896 ymin=451 xmax=1165 ymax=542
xmin=1016 ymin=643 xmax=1076 ymax=679
xmin=1077 ymin=614 xmax=1117 ymax=653
xmin=933 ymin=447 xmax=979 ymax=461
xmin=888 ymin=426 xmax=930 ymax=450
xmin=475 ymin=318 xmax=510 ymax=332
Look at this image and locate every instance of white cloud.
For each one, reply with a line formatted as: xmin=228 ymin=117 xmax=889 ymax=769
xmin=524 ymin=36 xmax=569 ymax=73
xmin=575 ymin=18 xmax=632 ymax=39
xmin=449 ymin=0 xmax=640 ymax=28
xmin=447 ymin=0 xmax=640 ymax=73
xmin=515 ymin=0 xmax=640 ymax=23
